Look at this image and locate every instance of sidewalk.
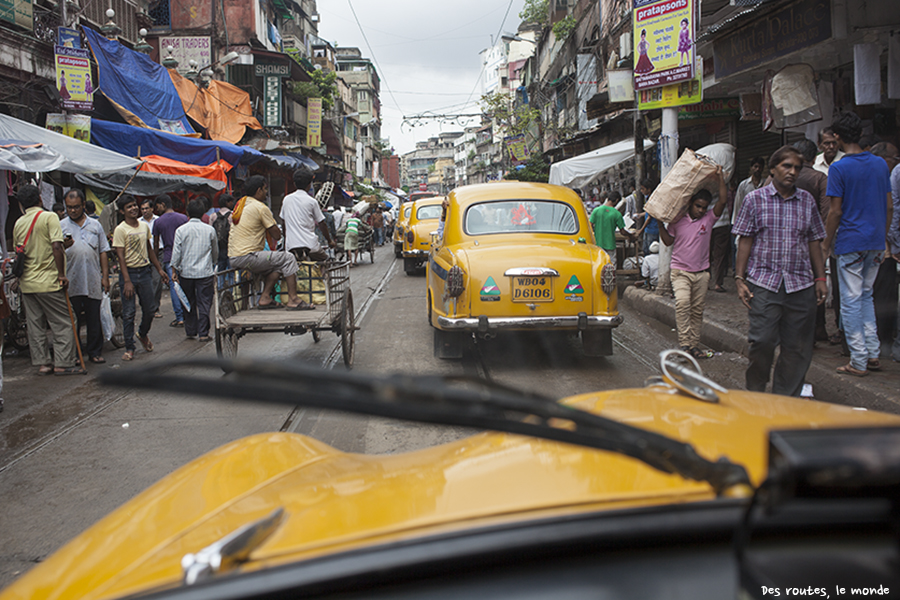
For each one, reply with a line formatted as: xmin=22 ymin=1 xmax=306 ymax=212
xmin=622 ymin=284 xmax=900 ymax=414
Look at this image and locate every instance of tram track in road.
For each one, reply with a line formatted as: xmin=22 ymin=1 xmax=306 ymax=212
xmin=279 ymin=259 xmax=399 ymax=433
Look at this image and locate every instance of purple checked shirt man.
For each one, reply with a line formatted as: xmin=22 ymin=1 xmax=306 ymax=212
xmin=732 ymin=146 xmax=828 ymax=397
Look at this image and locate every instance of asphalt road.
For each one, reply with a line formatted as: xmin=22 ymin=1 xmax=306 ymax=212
xmin=0 ymin=244 xmax=749 ymax=589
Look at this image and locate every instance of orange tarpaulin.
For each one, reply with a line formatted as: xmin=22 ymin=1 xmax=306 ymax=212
xmin=168 ymin=70 xmax=262 ymax=144
xmin=139 ymin=154 xmax=231 ymax=183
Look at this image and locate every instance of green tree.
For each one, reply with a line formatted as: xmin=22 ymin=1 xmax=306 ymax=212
xmin=503 ymin=155 xmax=550 ymax=183
xmin=290 ymin=68 xmax=337 ymax=110
xmin=480 ymin=91 xmax=541 ymax=138
xmin=519 ymin=0 xmax=548 ymax=25
xmin=552 ymin=15 xmax=576 ymax=41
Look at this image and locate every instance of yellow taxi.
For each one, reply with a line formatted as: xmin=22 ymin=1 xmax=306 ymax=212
xmin=392 ymin=201 xmax=412 ymax=258
xmin=4 ymin=352 xmax=899 ymax=600
xmin=427 ymin=182 xmax=620 ymax=358
xmin=402 ymin=196 xmax=444 ymax=275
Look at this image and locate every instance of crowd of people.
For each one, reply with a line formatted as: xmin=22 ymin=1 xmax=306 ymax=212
xmin=2 ymin=165 xmax=397 ymax=407
xmin=587 ymin=110 xmax=898 ymax=396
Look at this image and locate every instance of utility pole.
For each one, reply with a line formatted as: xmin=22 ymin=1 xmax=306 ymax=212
xmin=656 ymin=107 xmax=678 ymax=295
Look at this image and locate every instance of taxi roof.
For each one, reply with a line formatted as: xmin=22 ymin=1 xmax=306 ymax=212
xmin=449 ymin=182 xmax=580 ymax=209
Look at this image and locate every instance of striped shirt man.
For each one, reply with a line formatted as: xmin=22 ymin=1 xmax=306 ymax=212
xmin=171 ymin=218 xmax=218 ymax=280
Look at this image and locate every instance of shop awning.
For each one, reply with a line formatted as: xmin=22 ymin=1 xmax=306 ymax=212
xmin=168 ymin=70 xmax=262 ymax=144
xmin=548 ymin=139 xmax=656 ymax=190
xmin=76 ymin=167 xmax=226 ymax=195
xmin=90 ymin=118 xmax=267 ymax=168
xmin=0 ymin=113 xmax=141 ymax=173
xmin=84 ymin=27 xmax=195 ymax=134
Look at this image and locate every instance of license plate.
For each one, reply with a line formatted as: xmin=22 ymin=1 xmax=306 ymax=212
xmin=511 ymin=276 xmax=553 ymax=302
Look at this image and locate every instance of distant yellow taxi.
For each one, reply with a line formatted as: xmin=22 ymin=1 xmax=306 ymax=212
xmin=427 ymin=182 xmax=621 ymax=358
xmin=392 ymin=202 xmax=412 ymax=258
xmin=402 ymin=196 xmax=444 ymax=275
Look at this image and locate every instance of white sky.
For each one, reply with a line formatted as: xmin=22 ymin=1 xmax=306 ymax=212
xmin=317 ymin=0 xmax=528 ymax=156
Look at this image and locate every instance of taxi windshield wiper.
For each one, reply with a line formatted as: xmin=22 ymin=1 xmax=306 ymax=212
xmin=99 ymin=358 xmax=752 ymax=497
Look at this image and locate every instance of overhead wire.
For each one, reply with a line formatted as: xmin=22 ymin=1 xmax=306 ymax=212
xmin=346 ymin=0 xmax=405 ymax=119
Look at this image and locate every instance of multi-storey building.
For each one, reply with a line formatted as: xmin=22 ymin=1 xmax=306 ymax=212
xmin=401 ymin=132 xmax=462 ymax=193
xmin=335 ymin=47 xmax=381 ymax=182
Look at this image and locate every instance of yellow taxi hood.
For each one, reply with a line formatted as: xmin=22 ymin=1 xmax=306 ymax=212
xmin=3 ymin=388 xmax=897 ymax=600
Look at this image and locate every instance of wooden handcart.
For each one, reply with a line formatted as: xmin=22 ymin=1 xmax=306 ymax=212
xmin=213 ymin=260 xmax=356 ymax=371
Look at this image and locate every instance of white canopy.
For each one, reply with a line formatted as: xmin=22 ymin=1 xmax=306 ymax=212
xmin=0 ymin=113 xmax=141 ymax=173
xmin=549 ymin=138 xmax=656 ymax=190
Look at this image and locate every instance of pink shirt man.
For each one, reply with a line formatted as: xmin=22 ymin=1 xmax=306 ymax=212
xmin=666 ymin=209 xmax=718 ymax=272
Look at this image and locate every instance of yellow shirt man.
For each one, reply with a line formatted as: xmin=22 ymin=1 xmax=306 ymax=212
xmin=112 ymin=220 xmax=151 ymax=268
xmin=13 ymin=207 xmax=65 ymax=294
xmin=228 ymin=197 xmax=277 ymax=258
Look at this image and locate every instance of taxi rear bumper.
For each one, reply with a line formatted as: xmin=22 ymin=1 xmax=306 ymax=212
xmin=436 ymin=314 xmax=622 ymax=332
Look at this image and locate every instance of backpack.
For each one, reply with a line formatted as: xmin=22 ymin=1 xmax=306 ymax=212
xmin=213 ymin=211 xmax=231 ymax=254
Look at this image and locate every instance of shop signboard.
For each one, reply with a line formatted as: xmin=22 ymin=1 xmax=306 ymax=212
xmin=57 ymin=27 xmax=80 ymax=49
xmin=264 ymin=76 xmax=282 ymax=128
xmin=677 ymin=97 xmax=741 ymax=120
xmin=638 ymin=57 xmax=703 ymax=109
xmin=0 ymin=0 xmax=32 ymax=29
xmin=713 ymin=0 xmax=831 ymax=79
xmin=45 ymin=113 xmax=91 ymax=142
xmin=505 ymin=134 xmax=529 ymax=164
xmin=255 ymin=63 xmax=290 ymax=77
xmin=632 ymin=0 xmax=695 ymax=91
xmin=608 ymin=70 xmax=635 ymax=103
xmin=159 ymin=36 xmax=212 ymax=75
xmin=55 ymin=46 xmax=93 ymax=111
xmin=306 ymin=98 xmax=322 ymax=147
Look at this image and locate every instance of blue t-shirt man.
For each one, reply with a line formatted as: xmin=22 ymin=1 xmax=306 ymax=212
xmin=826 ymin=152 xmax=890 ymax=255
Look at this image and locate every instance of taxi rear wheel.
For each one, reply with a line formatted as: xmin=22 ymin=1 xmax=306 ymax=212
xmin=394 ymin=243 xmax=402 ymax=258
xmin=434 ymin=328 xmax=463 ymax=359
xmin=404 ymin=258 xmax=417 ymax=276
xmin=582 ymin=329 xmax=613 ymax=356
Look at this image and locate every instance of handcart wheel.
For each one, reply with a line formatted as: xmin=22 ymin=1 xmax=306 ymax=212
xmin=311 ymin=329 xmax=320 ymax=343
xmin=340 ymin=289 xmax=355 ymax=368
xmin=7 ymin=312 xmax=29 ymax=351
xmin=215 ymin=291 xmax=238 ymax=372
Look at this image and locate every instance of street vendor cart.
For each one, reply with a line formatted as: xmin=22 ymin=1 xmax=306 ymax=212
xmin=213 ymin=260 xmax=356 ymax=370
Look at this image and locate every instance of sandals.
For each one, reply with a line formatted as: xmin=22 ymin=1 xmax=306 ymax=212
xmin=89 ymin=356 xmax=107 ymax=364
xmin=287 ymin=301 xmax=315 ymax=311
xmin=257 ymin=302 xmax=283 ymax=310
xmin=38 ymin=365 xmax=54 ymax=375
xmin=122 ymin=350 xmax=134 ymax=361
xmin=169 ymin=320 xmax=184 ymax=327
xmin=836 ymin=363 xmax=868 ymax=377
xmin=689 ymin=347 xmax=714 ymax=360
xmin=867 ymin=359 xmax=882 ymax=371
xmin=197 ymin=336 xmax=212 ymax=342
xmin=54 ymin=366 xmax=87 ymax=376
xmin=137 ymin=335 xmax=153 ymax=352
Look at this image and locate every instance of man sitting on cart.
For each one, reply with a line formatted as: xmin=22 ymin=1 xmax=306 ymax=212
xmin=228 ymin=175 xmax=313 ymax=311
xmin=281 ymin=166 xmax=335 ymax=262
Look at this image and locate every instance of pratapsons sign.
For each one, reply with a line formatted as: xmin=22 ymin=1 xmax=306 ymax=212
xmin=632 ymin=0 xmax=695 ymax=91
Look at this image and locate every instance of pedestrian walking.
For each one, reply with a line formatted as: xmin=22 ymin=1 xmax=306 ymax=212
xmin=708 ymin=178 xmax=733 ymax=293
xmin=140 ymin=198 xmax=163 ymax=319
xmin=228 ymin=175 xmax=312 ymax=310
xmin=885 ymin=145 xmax=900 ymax=363
xmin=209 ymin=194 xmax=235 ymax=274
xmin=12 ymin=184 xmax=84 ymax=375
xmin=870 ymin=143 xmax=899 ymax=354
xmin=658 ymin=167 xmax=727 ymax=360
xmin=733 ymin=146 xmax=828 ymax=396
xmin=822 ymin=112 xmax=893 ymax=377
xmin=371 ymin=207 xmax=385 ymax=246
xmin=60 ymin=189 xmax=110 ymax=364
xmin=589 ymin=191 xmax=635 ymax=259
xmin=170 ymin=199 xmax=218 ymax=342
xmin=344 ymin=212 xmax=362 ymax=266
xmin=281 ymin=167 xmax=334 ymax=262
xmin=112 ymin=195 xmax=169 ymax=361
xmin=635 ymin=180 xmax=658 ymax=256
xmin=152 ymin=194 xmax=189 ymax=327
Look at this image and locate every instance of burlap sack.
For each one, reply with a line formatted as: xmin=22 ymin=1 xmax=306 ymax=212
xmin=644 ymin=148 xmax=719 ymax=223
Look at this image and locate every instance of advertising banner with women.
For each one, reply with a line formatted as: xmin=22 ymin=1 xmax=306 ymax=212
xmin=632 ymin=0 xmax=695 ymax=91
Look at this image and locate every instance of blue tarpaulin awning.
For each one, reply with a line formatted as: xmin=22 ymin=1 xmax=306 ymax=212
xmin=90 ymin=118 xmax=267 ymax=168
xmin=84 ymin=27 xmax=195 ymax=134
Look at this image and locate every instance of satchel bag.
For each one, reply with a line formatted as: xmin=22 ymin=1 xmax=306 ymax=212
xmin=11 ymin=211 xmax=43 ymax=279
xmin=644 ymin=149 xmax=719 ymax=224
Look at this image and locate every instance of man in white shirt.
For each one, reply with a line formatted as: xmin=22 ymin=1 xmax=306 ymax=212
xmin=813 ymin=128 xmax=844 ymax=175
xmin=280 ymin=167 xmax=335 ymax=261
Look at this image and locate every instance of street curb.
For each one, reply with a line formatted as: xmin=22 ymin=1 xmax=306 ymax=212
xmin=621 ymin=286 xmax=900 ymax=413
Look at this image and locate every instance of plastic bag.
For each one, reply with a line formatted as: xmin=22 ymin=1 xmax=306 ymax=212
xmin=100 ymin=292 xmax=114 ymax=341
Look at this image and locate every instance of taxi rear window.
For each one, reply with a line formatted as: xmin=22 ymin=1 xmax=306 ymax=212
xmin=404 ymin=206 xmax=412 ymax=219
xmin=416 ymin=205 xmax=443 ymax=220
xmin=464 ymin=200 xmax=578 ymax=235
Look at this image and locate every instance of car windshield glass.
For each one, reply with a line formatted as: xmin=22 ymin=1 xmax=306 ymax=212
xmin=417 ymin=205 xmax=442 ymax=220
xmin=464 ymin=200 xmax=578 ymax=235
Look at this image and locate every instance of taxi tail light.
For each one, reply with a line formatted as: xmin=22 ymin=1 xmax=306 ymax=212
xmin=600 ymin=263 xmax=616 ymax=295
xmin=406 ymin=231 xmax=414 ymax=243
xmin=447 ymin=266 xmax=465 ymax=297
